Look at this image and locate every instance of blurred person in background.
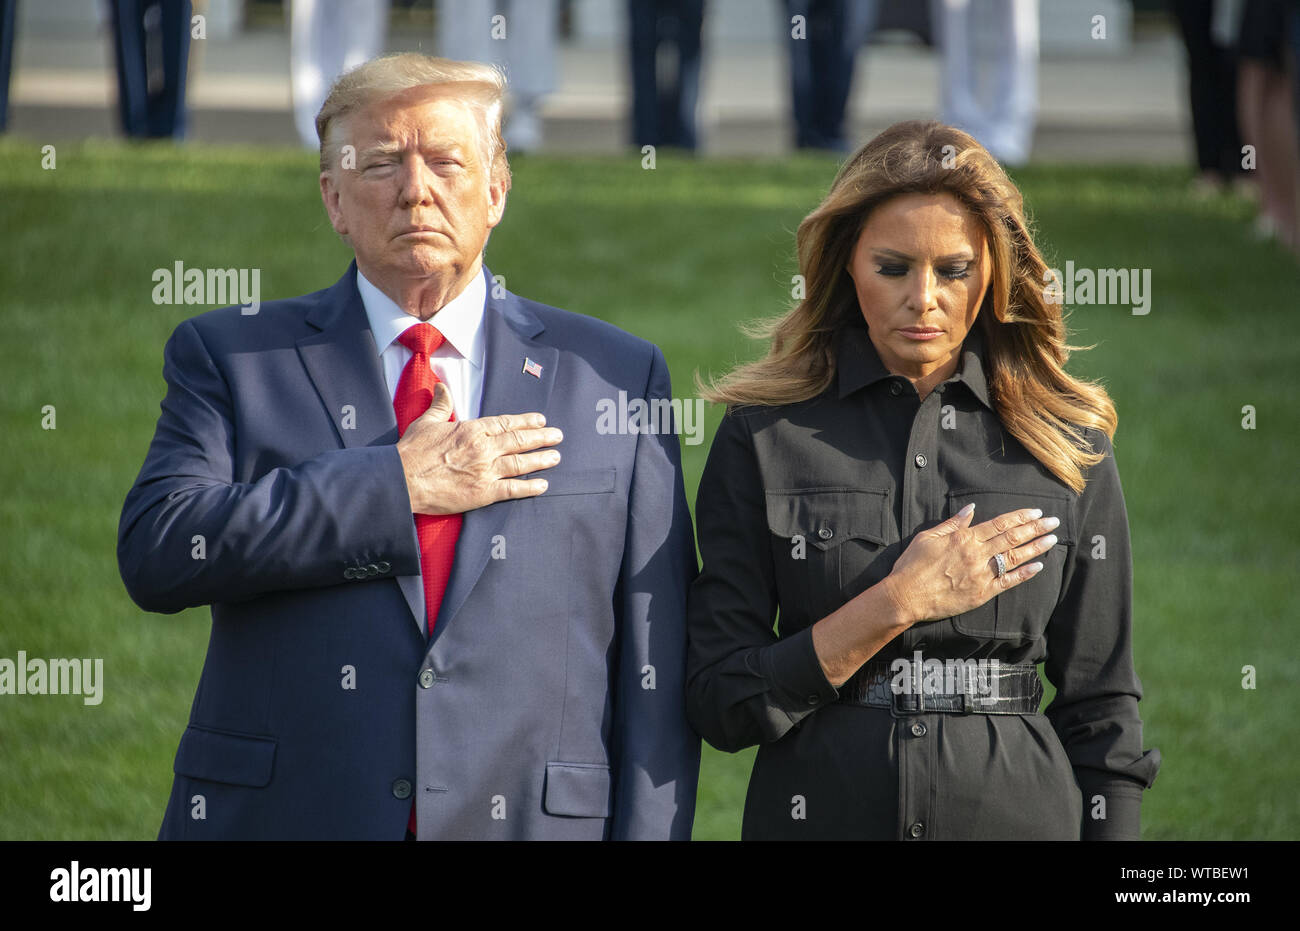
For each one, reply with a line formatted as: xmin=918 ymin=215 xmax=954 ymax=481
xmin=629 ymin=0 xmax=705 ymax=151
xmin=686 ymin=120 xmax=1159 ymax=840
xmin=0 ymin=0 xmax=14 ymax=132
xmin=109 ymin=0 xmax=193 ymax=138
xmin=783 ymin=0 xmax=878 ymax=151
xmin=289 ymin=0 xmax=390 ymax=149
xmin=1170 ymin=0 xmax=1248 ymax=197
xmin=1291 ymin=2 xmax=1300 ymax=145
xmin=932 ymin=0 xmax=1038 ymax=166
xmin=1235 ymin=0 xmax=1299 ymax=252
xmin=439 ymin=0 xmax=557 ymax=153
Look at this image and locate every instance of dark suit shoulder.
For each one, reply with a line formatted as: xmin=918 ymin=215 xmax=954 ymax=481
xmin=514 ymin=294 xmax=657 ymax=360
xmin=176 ymin=288 xmax=333 ymax=355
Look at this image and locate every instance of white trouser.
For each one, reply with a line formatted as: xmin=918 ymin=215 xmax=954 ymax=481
xmin=438 ymin=0 xmax=558 ymax=152
xmin=933 ymin=0 xmax=1039 ymax=165
xmin=290 ymin=0 xmax=390 ymax=148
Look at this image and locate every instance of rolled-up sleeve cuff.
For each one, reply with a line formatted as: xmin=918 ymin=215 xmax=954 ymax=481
xmin=759 ymin=626 xmax=840 ymax=721
xmin=1077 ymin=771 xmax=1147 ymax=840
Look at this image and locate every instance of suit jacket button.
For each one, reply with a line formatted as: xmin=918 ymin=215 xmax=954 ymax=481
xmin=817 ymin=527 xmax=833 ymax=540
xmin=377 ymin=561 xmax=391 ymax=573
xmin=908 ymin=821 xmax=925 ymax=838
xmin=419 ymin=669 xmax=435 ymax=688
xmin=392 ymin=779 xmax=412 ymax=800
xmin=343 ymin=567 xmax=356 ymax=580
xmin=365 ymin=563 xmax=379 ymax=577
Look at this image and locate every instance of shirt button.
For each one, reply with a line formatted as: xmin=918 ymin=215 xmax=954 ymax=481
xmin=392 ymin=778 xmax=412 ymax=800
xmin=817 ymin=527 xmax=833 ymax=540
xmin=911 ymin=722 xmax=927 ymax=737
xmin=889 ymin=381 xmax=902 ymax=397
xmin=908 ymin=821 xmax=925 ymax=838
xmin=419 ymin=669 xmax=435 ymax=689
xmin=914 ymin=453 xmax=928 ymax=469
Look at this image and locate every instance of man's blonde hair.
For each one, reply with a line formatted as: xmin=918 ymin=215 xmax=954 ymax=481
xmin=315 ymin=53 xmax=510 ymax=189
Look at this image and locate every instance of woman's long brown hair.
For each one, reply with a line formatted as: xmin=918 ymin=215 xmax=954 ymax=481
xmin=699 ymin=119 xmax=1115 ymax=493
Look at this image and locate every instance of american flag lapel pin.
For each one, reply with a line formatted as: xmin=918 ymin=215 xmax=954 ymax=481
xmin=522 ymin=357 xmax=543 ymax=378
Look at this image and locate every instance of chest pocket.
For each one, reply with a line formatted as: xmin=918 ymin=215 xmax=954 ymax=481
xmin=945 ymin=489 xmax=1076 ymax=641
xmin=537 ymin=468 xmax=617 ymax=497
xmin=764 ymin=487 xmax=896 ymax=627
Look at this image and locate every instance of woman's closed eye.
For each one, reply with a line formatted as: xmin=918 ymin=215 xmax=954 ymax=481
xmin=875 ymin=263 xmax=972 ymax=280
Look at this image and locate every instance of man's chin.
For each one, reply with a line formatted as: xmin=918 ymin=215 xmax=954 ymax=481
xmin=384 ymin=248 xmax=460 ymax=279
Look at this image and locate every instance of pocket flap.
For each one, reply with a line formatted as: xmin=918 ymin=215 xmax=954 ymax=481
xmin=174 ymin=725 xmax=277 ymax=787
xmin=765 ymin=488 xmax=889 ymax=548
xmin=537 ymin=468 xmax=617 ymax=497
xmin=946 ymin=489 xmax=1075 ymax=544
xmin=543 ymin=762 xmax=612 ymax=818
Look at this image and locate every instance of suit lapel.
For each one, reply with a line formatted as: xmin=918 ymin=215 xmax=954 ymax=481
xmin=295 ymin=264 xmax=425 ymax=627
xmin=296 ymin=262 xmax=400 ymax=451
xmin=432 ymin=278 xmax=558 ymax=640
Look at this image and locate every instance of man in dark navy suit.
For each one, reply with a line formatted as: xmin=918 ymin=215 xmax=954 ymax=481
xmin=118 ymin=54 xmax=700 ymax=840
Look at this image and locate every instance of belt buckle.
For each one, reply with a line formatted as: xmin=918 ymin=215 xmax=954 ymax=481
xmin=892 ymin=676 xmax=974 ymax=714
xmin=952 ymin=665 xmax=972 ymax=713
xmin=892 ymin=688 xmax=920 ymax=717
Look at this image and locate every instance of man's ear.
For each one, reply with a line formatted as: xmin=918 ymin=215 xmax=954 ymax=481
xmin=320 ymin=170 xmax=348 ymax=237
xmin=485 ymin=174 xmax=507 ymax=230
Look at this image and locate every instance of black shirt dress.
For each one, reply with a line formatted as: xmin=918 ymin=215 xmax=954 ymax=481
xmin=685 ymin=321 xmax=1161 ymax=840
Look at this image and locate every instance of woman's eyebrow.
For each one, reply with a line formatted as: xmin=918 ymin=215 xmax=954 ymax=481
xmin=871 ymin=247 xmax=976 ymax=262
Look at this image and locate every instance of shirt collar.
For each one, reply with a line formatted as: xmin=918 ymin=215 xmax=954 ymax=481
xmin=835 ymin=319 xmax=995 ymax=411
xmin=357 ymin=266 xmax=487 ymax=369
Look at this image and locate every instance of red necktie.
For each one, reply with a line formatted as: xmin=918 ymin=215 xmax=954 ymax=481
xmin=393 ymin=322 xmax=463 ymax=638
xmin=395 ymin=323 xmax=463 ymax=839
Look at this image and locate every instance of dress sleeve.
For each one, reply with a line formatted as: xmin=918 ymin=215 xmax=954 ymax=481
xmin=684 ymin=408 xmax=839 ymax=753
xmin=1043 ymin=427 xmax=1162 ymax=840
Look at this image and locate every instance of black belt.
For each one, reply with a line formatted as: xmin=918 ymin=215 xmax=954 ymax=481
xmin=837 ymin=656 xmax=1043 ymax=715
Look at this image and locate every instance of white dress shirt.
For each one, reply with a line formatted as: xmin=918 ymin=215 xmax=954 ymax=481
xmin=357 ymin=266 xmax=487 ymax=421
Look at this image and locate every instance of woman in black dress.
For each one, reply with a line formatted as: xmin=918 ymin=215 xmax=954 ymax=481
xmin=686 ymin=120 xmax=1160 ymax=840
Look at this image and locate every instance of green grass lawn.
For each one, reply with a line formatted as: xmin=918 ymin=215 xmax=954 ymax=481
xmin=1 ymin=139 xmax=1297 ymax=840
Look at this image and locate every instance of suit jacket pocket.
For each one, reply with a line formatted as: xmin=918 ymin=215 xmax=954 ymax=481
xmin=537 ymin=468 xmax=617 ymax=497
xmin=543 ymin=762 xmax=612 ymax=818
xmin=945 ymin=489 xmax=1075 ymax=641
xmin=764 ymin=487 xmax=892 ymax=626
xmin=174 ymin=725 xmax=277 ymax=787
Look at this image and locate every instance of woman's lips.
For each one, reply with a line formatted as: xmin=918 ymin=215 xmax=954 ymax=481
xmin=899 ymin=327 xmax=944 ymax=341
